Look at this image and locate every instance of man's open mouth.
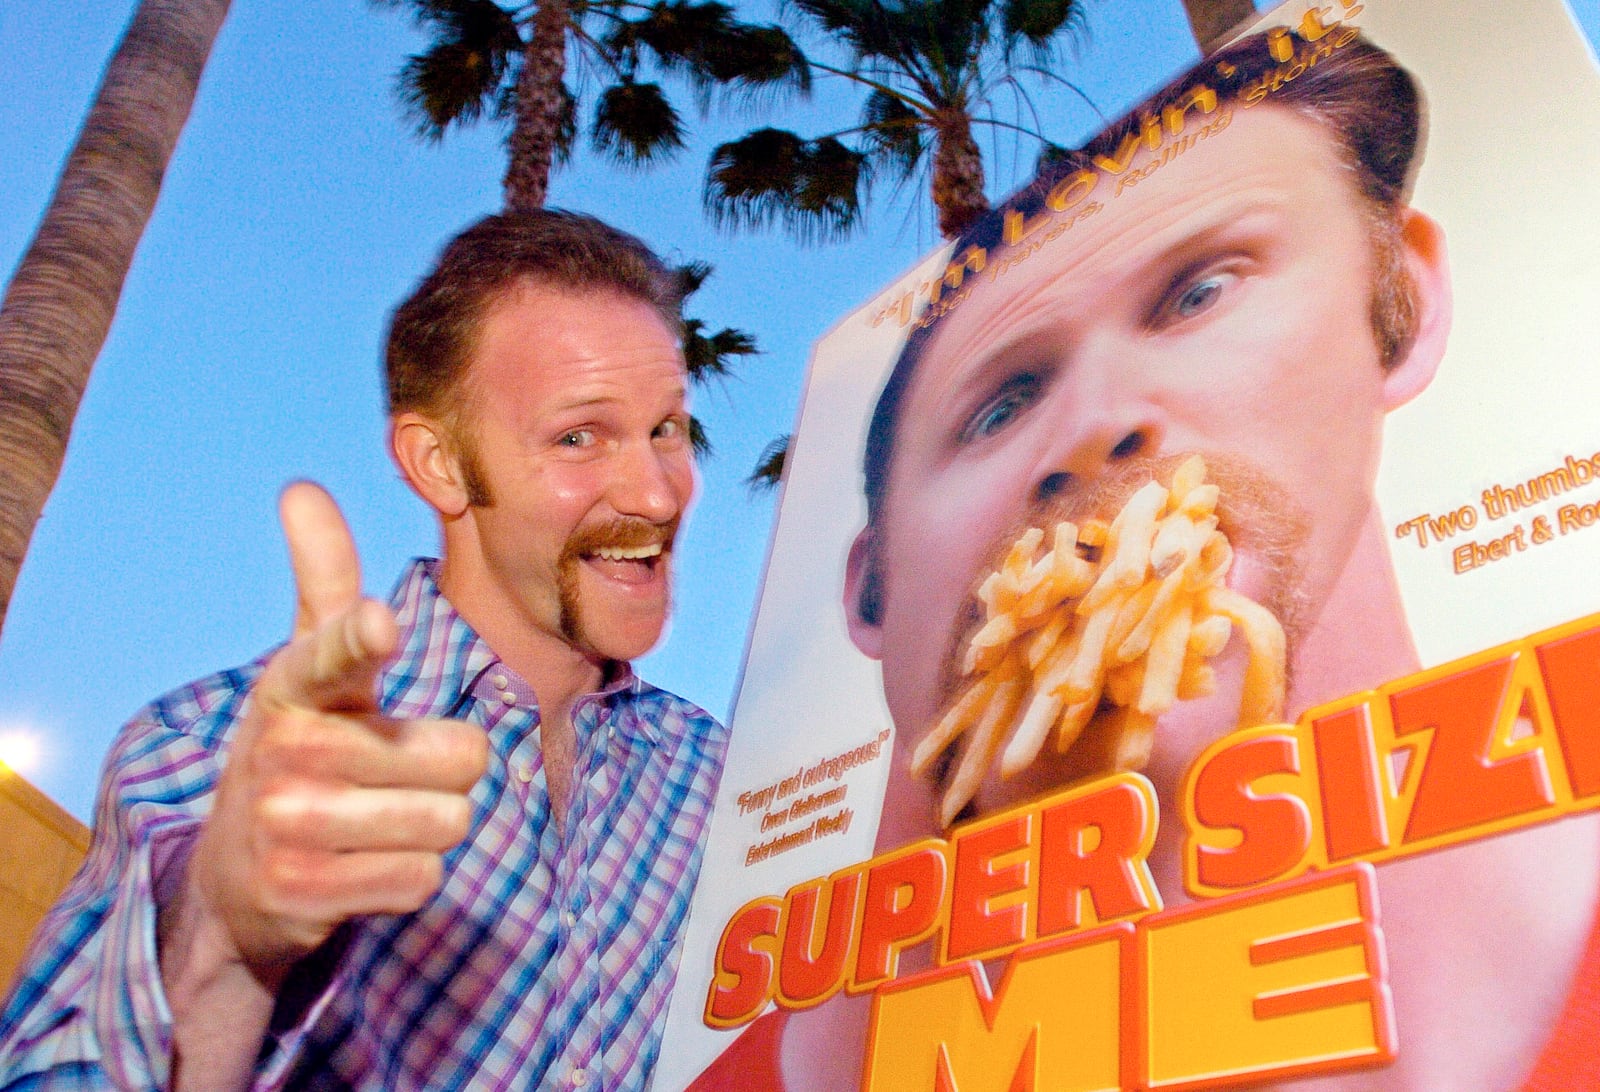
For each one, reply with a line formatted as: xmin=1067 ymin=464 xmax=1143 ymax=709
xmin=582 ymin=541 xmax=667 ymax=585
xmin=592 ymin=543 xmax=664 ymax=562
xmin=566 ymin=518 xmax=678 ymax=586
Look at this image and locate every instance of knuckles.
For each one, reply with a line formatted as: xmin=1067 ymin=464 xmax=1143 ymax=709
xmin=395 ymin=854 xmax=447 ymax=908
xmin=244 ymin=706 xmax=487 ymax=794
xmin=255 ymin=844 xmax=447 ymax=920
xmin=432 ymin=794 xmax=475 ymax=848
xmin=214 ymin=675 xmax=483 ymax=940
xmin=406 ymin=719 xmax=491 ymax=792
xmin=256 ymin=843 xmax=337 ymax=912
xmin=251 ymin=705 xmax=357 ymax=777
xmin=252 ymin=786 xmax=474 ymax=853
xmin=252 ymin=785 xmax=325 ymax=844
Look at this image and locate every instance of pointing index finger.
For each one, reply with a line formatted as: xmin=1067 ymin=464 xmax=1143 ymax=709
xmin=269 ymin=482 xmax=397 ymax=713
xmin=281 ymin=481 xmax=363 ymax=639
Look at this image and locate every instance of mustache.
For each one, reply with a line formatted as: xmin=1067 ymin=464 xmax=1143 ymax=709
xmin=555 ymin=516 xmax=679 ymax=643
xmin=937 ymin=452 xmax=1313 ymax=701
xmin=1024 ymin=452 xmax=1308 ymax=576
xmin=559 ymin=517 xmax=679 ymax=562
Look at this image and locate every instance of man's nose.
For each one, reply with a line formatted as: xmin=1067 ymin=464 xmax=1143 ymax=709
xmin=611 ymin=441 xmax=686 ymax=523
xmin=1030 ymin=355 xmax=1165 ymax=505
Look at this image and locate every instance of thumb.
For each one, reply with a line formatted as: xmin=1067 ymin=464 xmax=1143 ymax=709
xmin=281 ymin=481 xmax=362 ymax=638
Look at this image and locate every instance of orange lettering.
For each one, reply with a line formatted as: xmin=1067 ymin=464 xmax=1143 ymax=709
xmin=946 ymin=813 xmax=1031 ymax=962
xmin=1392 ymin=656 xmax=1554 ymax=843
xmin=777 ymin=872 xmax=862 ymax=1007
xmin=1189 ymin=730 xmax=1312 ymax=890
xmin=853 ymin=843 xmax=948 ymax=990
xmin=705 ymin=898 xmax=783 ymax=1027
xmin=1312 ymin=705 xmax=1390 ymax=863
xmin=1036 ymin=777 xmax=1159 ymax=936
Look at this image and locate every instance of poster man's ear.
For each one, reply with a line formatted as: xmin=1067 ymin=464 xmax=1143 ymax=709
xmin=390 ymin=413 xmax=471 ymax=519
xmin=1382 ymin=208 xmax=1453 ymax=411
xmin=844 ymin=527 xmax=885 ymax=660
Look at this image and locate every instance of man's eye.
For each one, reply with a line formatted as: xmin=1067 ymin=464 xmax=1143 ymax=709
xmin=1166 ymin=271 xmax=1236 ymax=321
xmin=655 ymin=417 xmax=684 ymax=441
xmin=961 ymin=375 xmax=1039 ymax=444
xmin=559 ymin=429 xmax=595 ymax=448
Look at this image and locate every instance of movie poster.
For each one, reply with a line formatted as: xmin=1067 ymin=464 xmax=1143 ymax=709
xmin=658 ymin=1 xmax=1600 ymax=1087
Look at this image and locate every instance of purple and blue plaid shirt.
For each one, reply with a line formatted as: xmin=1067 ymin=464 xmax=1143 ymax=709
xmin=0 ymin=560 xmax=727 ymax=1091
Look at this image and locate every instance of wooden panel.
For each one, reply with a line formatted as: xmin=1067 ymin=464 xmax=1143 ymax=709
xmin=0 ymin=769 xmax=90 ymax=993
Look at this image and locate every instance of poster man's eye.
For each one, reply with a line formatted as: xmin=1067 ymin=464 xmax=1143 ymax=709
xmin=1168 ymin=271 xmax=1237 ymax=320
xmin=961 ymin=374 xmax=1041 ymax=444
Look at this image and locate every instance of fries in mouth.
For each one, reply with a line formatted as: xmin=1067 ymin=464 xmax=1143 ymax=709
xmin=912 ymin=455 xmax=1287 ymax=826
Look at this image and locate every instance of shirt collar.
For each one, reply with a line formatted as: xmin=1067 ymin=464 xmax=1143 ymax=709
xmin=596 ymin=667 xmax=662 ymax=747
xmin=378 ymin=559 xmax=497 ymax=720
xmin=377 ymin=559 xmax=656 ymax=747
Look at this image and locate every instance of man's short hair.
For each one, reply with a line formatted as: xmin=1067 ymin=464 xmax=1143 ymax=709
xmin=860 ymin=29 xmax=1425 ymax=538
xmin=385 ymin=209 xmax=683 ymax=422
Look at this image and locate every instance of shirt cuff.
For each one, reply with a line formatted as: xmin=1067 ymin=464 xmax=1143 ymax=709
xmin=139 ymin=823 xmax=349 ymax=1092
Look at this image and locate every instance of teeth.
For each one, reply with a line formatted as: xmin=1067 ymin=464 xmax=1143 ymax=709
xmin=593 ymin=543 xmax=663 ymax=562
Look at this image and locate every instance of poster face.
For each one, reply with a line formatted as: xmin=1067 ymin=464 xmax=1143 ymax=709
xmin=658 ymin=1 xmax=1600 ymax=1088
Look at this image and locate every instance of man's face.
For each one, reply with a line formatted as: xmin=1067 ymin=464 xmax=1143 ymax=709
xmin=854 ymin=104 xmax=1423 ymax=819
xmin=456 ymin=282 xmax=694 ymax=663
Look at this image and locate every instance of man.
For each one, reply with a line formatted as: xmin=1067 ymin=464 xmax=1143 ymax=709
xmin=0 ymin=210 xmax=726 ymax=1090
xmin=769 ymin=30 xmax=1600 ymax=1090
xmin=848 ymin=26 xmax=1446 ymax=873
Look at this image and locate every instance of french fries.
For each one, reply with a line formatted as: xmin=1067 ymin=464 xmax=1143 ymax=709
xmin=915 ymin=455 xmax=1287 ymax=826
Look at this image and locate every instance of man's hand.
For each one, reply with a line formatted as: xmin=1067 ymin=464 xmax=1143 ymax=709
xmin=163 ymin=483 xmax=488 ymax=1087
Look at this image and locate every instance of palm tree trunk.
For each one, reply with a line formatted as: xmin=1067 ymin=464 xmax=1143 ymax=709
xmin=0 ymin=0 xmax=231 ymax=639
xmin=931 ymin=111 xmax=988 ymax=240
xmin=1180 ymin=0 xmax=1258 ymax=53
xmin=505 ymin=0 xmax=570 ymax=212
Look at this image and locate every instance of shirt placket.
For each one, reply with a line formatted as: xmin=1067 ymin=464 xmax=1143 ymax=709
xmin=484 ymin=669 xmax=575 ymax=1090
xmin=549 ymin=694 xmax=613 ymax=1091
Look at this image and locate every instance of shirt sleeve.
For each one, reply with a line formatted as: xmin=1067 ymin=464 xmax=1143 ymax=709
xmin=0 ymin=665 xmax=339 ymax=1092
xmin=0 ymin=703 xmax=202 ymax=1090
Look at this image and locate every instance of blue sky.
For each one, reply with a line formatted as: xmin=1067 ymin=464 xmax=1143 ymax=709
xmin=2 ymin=0 xmax=1594 ymax=821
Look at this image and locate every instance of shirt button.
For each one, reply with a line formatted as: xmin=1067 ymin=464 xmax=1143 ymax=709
xmin=501 ymin=690 xmax=517 ymax=705
xmin=492 ymin=673 xmax=509 ymax=690
xmin=516 ymin=764 xmax=534 ymax=784
xmin=561 ymin=910 xmax=577 ymax=929
xmin=571 ymin=1069 xmax=588 ymax=1088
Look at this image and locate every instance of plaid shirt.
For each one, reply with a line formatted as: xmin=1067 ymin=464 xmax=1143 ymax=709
xmin=0 ymin=560 xmax=727 ymax=1091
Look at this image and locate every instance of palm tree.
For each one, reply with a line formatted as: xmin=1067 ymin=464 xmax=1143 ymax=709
xmin=675 ymin=260 xmax=759 ymax=456
xmin=378 ymin=0 xmax=794 ymax=450
xmin=707 ymin=0 xmax=1258 ymax=247
xmin=0 ymin=0 xmax=232 ymax=637
xmin=378 ymin=0 xmax=809 ymax=210
xmin=717 ymin=0 xmax=1082 ymax=492
xmin=705 ymin=0 xmax=1088 ymax=244
xmin=735 ymin=0 xmax=1260 ymax=489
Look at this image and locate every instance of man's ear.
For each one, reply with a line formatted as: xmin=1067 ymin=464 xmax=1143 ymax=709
xmin=1382 ymin=208 xmax=1453 ymax=411
xmin=844 ymin=527 xmax=885 ymax=660
xmin=390 ymin=413 xmax=470 ymax=519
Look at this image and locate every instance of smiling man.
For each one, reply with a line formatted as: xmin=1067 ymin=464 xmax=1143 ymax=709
xmin=0 ymin=211 xmax=727 ymax=1091
xmin=761 ymin=30 xmax=1600 ymax=1091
